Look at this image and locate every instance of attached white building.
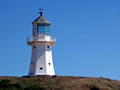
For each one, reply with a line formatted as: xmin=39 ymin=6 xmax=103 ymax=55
xmin=27 ymin=10 xmax=56 ymax=76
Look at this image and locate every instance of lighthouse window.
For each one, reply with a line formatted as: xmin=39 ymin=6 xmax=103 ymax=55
xmin=48 ymin=63 xmax=51 ymax=66
xmin=47 ymin=45 xmax=50 ymax=49
xmin=40 ymin=67 xmax=43 ymax=70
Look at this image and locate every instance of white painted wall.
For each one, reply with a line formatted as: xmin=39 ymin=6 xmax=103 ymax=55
xmin=29 ymin=44 xmax=55 ymax=76
xmin=45 ymin=48 xmax=55 ymax=75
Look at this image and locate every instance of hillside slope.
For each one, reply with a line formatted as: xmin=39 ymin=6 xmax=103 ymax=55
xmin=0 ymin=76 xmax=120 ymax=90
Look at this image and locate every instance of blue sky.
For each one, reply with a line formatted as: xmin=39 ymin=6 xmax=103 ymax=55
xmin=0 ymin=0 xmax=120 ymax=80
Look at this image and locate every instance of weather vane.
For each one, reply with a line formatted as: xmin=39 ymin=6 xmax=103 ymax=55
xmin=39 ymin=8 xmax=43 ymax=16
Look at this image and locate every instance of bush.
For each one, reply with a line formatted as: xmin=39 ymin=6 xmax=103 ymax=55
xmin=0 ymin=79 xmax=22 ymax=90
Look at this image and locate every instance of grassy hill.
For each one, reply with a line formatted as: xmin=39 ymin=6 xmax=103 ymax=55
xmin=0 ymin=76 xmax=120 ymax=90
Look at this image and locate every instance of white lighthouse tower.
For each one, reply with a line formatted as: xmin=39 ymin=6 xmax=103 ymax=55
xmin=27 ymin=9 xmax=56 ymax=76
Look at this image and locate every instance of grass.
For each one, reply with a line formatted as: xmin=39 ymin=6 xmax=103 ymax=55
xmin=0 ymin=76 xmax=120 ymax=90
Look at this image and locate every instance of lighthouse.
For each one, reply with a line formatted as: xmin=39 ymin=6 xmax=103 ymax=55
xmin=27 ymin=9 xmax=56 ymax=76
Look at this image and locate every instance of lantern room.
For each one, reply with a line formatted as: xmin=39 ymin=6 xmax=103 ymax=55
xmin=27 ymin=9 xmax=56 ymax=46
xmin=32 ymin=9 xmax=51 ymax=37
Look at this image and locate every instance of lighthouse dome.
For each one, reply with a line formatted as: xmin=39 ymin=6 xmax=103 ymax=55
xmin=32 ymin=16 xmax=51 ymax=25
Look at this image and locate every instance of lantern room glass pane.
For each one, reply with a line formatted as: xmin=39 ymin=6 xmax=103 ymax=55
xmin=38 ymin=26 xmax=45 ymax=34
xmin=38 ymin=25 xmax=50 ymax=35
xmin=45 ymin=25 xmax=50 ymax=35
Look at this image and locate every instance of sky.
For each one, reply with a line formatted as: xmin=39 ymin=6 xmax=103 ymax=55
xmin=0 ymin=0 xmax=120 ymax=80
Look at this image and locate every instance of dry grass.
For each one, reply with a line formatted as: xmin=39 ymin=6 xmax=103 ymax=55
xmin=0 ymin=76 xmax=120 ymax=90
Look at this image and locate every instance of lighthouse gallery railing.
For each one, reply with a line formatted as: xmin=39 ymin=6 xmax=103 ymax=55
xmin=27 ymin=36 xmax=56 ymax=43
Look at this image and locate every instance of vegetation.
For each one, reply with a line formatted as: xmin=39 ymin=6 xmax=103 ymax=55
xmin=0 ymin=76 xmax=120 ymax=90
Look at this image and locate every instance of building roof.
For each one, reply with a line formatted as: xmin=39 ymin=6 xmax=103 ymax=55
xmin=32 ymin=16 xmax=51 ymax=25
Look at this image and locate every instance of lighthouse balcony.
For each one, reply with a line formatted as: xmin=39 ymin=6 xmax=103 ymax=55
xmin=27 ymin=36 xmax=56 ymax=45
